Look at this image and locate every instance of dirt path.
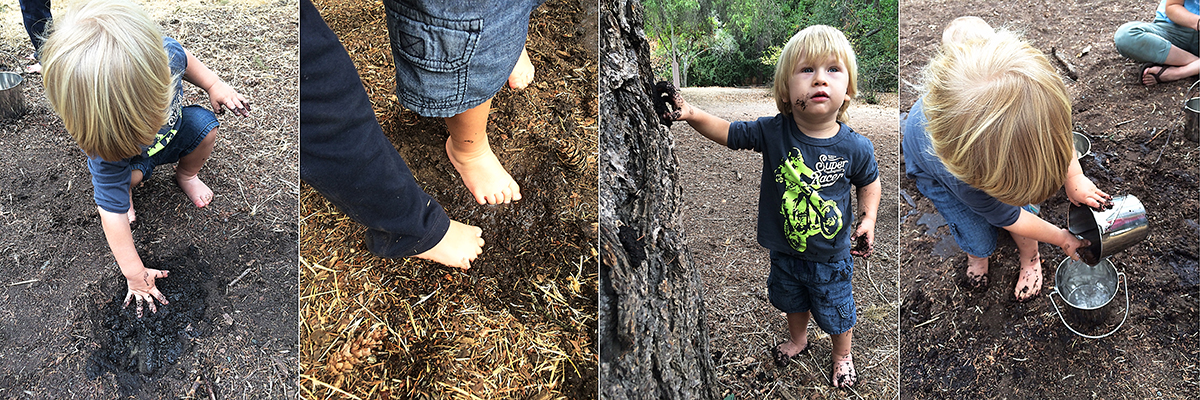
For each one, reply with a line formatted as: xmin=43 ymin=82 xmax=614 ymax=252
xmin=0 ymin=1 xmax=299 ymax=398
xmin=672 ymin=87 xmax=901 ymax=399
xmin=899 ymin=1 xmax=1199 ymax=398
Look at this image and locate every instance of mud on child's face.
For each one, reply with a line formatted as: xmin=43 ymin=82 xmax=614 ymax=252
xmin=787 ymin=55 xmax=849 ymax=120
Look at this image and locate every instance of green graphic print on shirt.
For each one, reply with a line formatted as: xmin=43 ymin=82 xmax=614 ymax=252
xmin=776 ymin=150 xmax=845 ymax=252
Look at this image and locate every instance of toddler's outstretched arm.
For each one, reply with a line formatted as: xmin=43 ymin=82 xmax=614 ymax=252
xmin=662 ymin=90 xmax=732 ymax=146
xmin=98 ymin=208 xmax=169 ymax=318
xmin=851 ymin=179 xmax=881 ymax=257
xmin=1003 ymin=210 xmax=1090 ymax=261
xmin=183 ymin=49 xmax=251 ymax=117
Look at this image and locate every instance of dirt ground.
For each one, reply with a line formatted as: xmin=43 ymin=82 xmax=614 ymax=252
xmin=671 ymin=87 xmax=901 ymax=399
xmin=0 ymin=0 xmax=299 ymax=399
xmin=298 ymin=0 xmax=598 ymax=398
xmin=898 ymin=1 xmax=1199 ymax=398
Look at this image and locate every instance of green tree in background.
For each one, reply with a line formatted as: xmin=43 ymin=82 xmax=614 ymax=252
xmin=644 ymin=0 xmax=898 ymax=97
xmin=644 ymin=0 xmax=715 ymax=88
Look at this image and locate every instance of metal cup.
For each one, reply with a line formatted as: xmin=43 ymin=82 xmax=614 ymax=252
xmin=0 ymin=72 xmax=26 ymax=120
xmin=1073 ymin=132 xmax=1091 ymax=159
xmin=1068 ymin=194 xmax=1149 ymax=265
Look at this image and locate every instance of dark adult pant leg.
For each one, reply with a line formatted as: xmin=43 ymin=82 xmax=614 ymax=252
xmin=300 ymin=0 xmax=450 ymax=258
xmin=19 ymin=0 xmax=51 ymax=57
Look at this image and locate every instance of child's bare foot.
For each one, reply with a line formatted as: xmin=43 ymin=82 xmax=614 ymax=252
xmin=415 ymin=220 xmax=484 ymax=269
xmin=832 ymin=353 xmax=857 ymax=388
xmin=1014 ymin=253 xmax=1043 ymax=301
xmin=25 ymin=63 xmax=41 ymax=74
xmin=965 ymin=254 xmax=988 ymax=288
xmin=772 ymin=339 xmax=810 ymax=367
xmin=507 ymin=47 xmax=534 ymax=89
xmin=175 ymin=167 xmax=214 ymax=208
xmin=445 ymin=138 xmax=521 ymax=205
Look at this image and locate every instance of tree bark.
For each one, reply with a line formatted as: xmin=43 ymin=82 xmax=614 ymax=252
xmin=599 ymin=0 xmax=719 ymax=399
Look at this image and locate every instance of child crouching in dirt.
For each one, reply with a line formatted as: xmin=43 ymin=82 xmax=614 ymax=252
xmin=902 ymin=17 xmax=1108 ymax=301
xmin=40 ymin=0 xmax=250 ymax=317
xmin=664 ymin=25 xmax=880 ymax=388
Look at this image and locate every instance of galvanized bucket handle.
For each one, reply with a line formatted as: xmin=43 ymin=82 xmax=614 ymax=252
xmin=1189 ymin=79 xmax=1200 ymax=101
xmin=1048 ymin=270 xmax=1128 ymax=339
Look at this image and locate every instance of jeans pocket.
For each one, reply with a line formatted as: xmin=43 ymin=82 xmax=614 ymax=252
xmin=385 ymin=4 xmax=482 ymax=73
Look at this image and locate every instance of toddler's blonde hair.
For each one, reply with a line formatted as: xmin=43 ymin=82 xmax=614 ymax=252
xmin=41 ymin=0 xmax=173 ymax=162
xmin=942 ymin=16 xmax=994 ymax=46
xmin=773 ymin=25 xmax=858 ymax=123
xmin=922 ymin=29 xmax=1073 ymax=206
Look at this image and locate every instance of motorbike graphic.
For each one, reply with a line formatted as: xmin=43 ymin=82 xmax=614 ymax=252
xmin=776 ymin=151 xmax=843 ymax=252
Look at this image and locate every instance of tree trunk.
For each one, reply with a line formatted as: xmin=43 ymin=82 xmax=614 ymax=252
xmin=599 ymin=0 xmax=719 ymax=399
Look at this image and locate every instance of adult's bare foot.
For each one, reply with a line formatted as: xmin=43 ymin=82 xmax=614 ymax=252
xmin=175 ymin=167 xmax=214 ymax=208
xmin=1014 ymin=253 xmax=1043 ymax=301
xmin=832 ymin=353 xmax=857 ymax=388
xmin=507 ymin=47 xmax=534 ymax=89
xmin=445 ymin=137 xmax=522 ymax=205
xmin=415 ymin=220 xmax=484 ymax=269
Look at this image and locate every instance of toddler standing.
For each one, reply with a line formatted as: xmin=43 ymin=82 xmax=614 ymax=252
xmin=666 ymin=25 xmax=881 ymax=388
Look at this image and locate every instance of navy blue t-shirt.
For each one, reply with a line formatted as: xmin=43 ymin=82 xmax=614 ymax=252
xmin=88 ymin=37 xmax=187 ymax=214
xmin=728 ymin=114 xmax=879 ymax=262
xmin=902 ymin=98 xmax=1020 ymax=227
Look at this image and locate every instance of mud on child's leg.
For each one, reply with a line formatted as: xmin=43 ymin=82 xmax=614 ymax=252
xmin=831 ymin=328 xmax=856 ymax=388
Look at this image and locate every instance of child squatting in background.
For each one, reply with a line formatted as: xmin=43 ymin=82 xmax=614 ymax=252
xmin=665 ymin=25 xmax=881 ymax=388
xmin=41 ymin=0 xmax=250 ymax=316
xmin=902 ymin=17 xmax=1109 ymax=301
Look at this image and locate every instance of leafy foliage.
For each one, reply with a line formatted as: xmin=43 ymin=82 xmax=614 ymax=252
xmin=643 ymin=0 xmax=898 ymax=94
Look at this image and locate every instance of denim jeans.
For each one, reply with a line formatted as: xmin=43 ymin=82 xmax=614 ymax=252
xmin=19 ymin=0 xmax=51 ymax=58
xmin=384 ymin=0 xmax=543 ymax=117
xmin=300 ymin=0 xmax=451 ymax=257
xmin=767 ymin=252 xmax=857 ymax=335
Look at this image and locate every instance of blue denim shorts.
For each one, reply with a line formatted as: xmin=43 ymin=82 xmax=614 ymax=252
xmin=767 ymin=251 xmax=857 ymax=335
xmin=130 ymin=105 xmax=219 ymax=179
xmin=384 ymin=0 xmax=544 ymax=118
xmin=913 ymin=176 xmax=999 ymax=258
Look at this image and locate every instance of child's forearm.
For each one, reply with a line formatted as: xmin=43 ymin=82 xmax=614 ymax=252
xmin=1003 ymin=210 xmax=1074 ymax=248
xmin=682 ymin=107 xmax=731 ymax=146
xmin=98 ymin=208 xmax=146 ymax=280
xmin=182 ymin=48 xmax=223 ymax=92
xmin=856 ymin=179 xmax=882 ymax=223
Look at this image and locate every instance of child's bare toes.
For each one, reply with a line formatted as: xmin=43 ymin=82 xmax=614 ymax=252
xmin=833 ymin=354 xmax=857 ymax=388
xmin=507 ymin=47 xmax=534 ymax=90
xmin=445 ymin=138 xmax=521 ymax=205
xmin=175 ymin=173 xmax=214 ymax=208
xmin=415 ymin=220 xmax=485 ymax=269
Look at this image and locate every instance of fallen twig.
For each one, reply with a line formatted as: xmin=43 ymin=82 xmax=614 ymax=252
xmin=1154 ymin=129 xmax=1172 ymax=164
xmin=227 ymin=267 xmax=255 ymax=288
xmin=1051 ymin=47 xmax=1079 ymax=81
xmin=8 ymin=279 xmax=38 ymax=286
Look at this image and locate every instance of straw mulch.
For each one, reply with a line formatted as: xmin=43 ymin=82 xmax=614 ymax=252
xmin=299 ymin=0 xmax=599 ymax=398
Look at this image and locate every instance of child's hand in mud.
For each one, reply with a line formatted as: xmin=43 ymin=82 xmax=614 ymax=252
xmin=1065 ymin=174 xmax=1112 ymax=211
xmin=206 ymin=80 xmax=251 ymax=117
xmin=652 ymin=81 xmax=690 ymax=127
xmin=123 ymin=268 xmax=170 ymax=318
xmin=850 ymin=218 xmax=875 ymax=258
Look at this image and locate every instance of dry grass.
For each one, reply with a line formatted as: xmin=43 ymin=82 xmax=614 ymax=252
xmin=299 ymin=0 xmax=598 ymax=398
xmin=299 ymin=192 xmax=597 ymax=399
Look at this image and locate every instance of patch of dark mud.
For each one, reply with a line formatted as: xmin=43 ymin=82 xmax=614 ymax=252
xmin=85 ymin=245 xmax=213 ymax=395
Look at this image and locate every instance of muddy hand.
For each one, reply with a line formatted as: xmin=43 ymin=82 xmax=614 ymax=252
xmin=851 ymin=233 xmax=872 ymax=257
xmin=652 ymin=81 xmax=684 ymax=127
xmin=123 ymin=268 xmax=170 ymax=318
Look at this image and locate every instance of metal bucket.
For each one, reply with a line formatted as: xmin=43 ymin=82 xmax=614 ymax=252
xmin=0 ymin=72 xmax=25 ymax=119
xmin=1049 ymin=258 xmax=1128 ymax=339
xmin=1068 ymin=194 xmax=1149 ymax=266
xmin=1186 ymin=80 xmax=1199 ymax=142
xmin=1073 ymin=132 xmax=1091 ymax=159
